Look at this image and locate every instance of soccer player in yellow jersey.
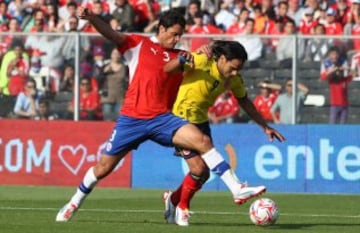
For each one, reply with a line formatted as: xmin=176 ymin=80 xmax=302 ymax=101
xmin=163 ymin=40 xmax=286 ymax=226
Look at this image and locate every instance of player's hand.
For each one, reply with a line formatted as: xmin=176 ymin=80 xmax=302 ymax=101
xmin=196 ymin=44 xmax=212 ymax=58
xmin=77 ymin=6 xmax=91 ymax=20
xmin=264 ymin=127 xmax=286 ymax=142
xmin=178 ymin=51 xmax=194 ymax=68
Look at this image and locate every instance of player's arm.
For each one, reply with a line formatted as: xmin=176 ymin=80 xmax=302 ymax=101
xmin=163 ymin=51 xmax=194 ymax=75
xmin=238 ymin=96 xmax=285 ymax=142
xmin=77 ymin=6 xmax=125 ymax=47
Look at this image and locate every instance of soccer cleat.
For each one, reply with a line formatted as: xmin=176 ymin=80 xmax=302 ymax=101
xmin=55 ymin=202 xmax=78 ymax=222
xmin=175 ymin=206 xmax=190 ymax=227
xmin=163 ymin=190 xmax=175 ymax=224
xmin=233 ymin=185 xmax=266 ymax=205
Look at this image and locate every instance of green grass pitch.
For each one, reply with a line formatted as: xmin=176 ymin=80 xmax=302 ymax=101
xmin=0 ymin=186 xmax=359 ymax=233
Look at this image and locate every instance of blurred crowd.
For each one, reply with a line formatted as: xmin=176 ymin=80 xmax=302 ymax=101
xmin=0 ymin=0 xmax=359 ymax=123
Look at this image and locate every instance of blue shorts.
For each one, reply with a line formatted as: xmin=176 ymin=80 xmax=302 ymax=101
xmin=104 ymin=113 xmax=189 ymax=155
xmin=174 ymin=121 xmax=212 ymax=159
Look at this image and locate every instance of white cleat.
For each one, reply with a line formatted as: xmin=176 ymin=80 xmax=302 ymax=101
xmin=163 ymin=190 xmax=175 ymax=224
xmin=55 ymin=202 xmax=78 ymax=222
xmin=233 ymin=185 xmax=266 ymax=205
xmin=175 ymin=206 xmax=190 ymax=227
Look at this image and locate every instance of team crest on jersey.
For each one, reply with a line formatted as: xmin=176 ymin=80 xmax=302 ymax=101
xmin=106 ymin=142 xmax=112 ymax=152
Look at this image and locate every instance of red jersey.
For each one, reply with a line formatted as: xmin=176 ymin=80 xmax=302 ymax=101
xmin=119 ymin=34 xmax=183 ymax=119
xmin=226 ymin=23 xmax=246 ymax=34
xmin=299 ymin=19 xmax=318 ymax=35
xmin=208 ymin=92 xmax=240 ymax=118
xmin=352 ymin=24 xmax=360 ymax=50
xmin=130 ymin=0 xmax=160 ymax=23
xmin=253 ymin=92 xmax=278 ymax=122
xmin=325 ymin=22 xmax=343 ymax=35
xmin=187 ymin=24 xmax=222 ymax=50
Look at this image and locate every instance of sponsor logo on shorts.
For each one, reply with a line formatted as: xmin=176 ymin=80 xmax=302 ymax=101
xmin=182 ymin=149 xmax=191 ymax=155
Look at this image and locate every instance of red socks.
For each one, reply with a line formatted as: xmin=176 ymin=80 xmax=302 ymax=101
xmin=171 ymin=173 xmax=202 ymax=210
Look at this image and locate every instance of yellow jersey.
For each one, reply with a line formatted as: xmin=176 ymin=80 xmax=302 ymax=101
xmin=172 ymin=53 xmax=247 ymax=124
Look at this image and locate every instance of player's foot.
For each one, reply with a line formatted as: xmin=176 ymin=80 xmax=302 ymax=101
xmin=163 ymin=190 xmax=175 ymax=224
xmin=175 ymin=206 xmax=190 ymax=227
xmin=233 ymin=184 xmax=266 ymax=205
xmin=55 ymin=202 xmax=78 ymax=222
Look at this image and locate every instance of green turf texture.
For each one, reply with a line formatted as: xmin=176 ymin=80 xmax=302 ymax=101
xmin=0 ymin=186 xmax=359 ymax=233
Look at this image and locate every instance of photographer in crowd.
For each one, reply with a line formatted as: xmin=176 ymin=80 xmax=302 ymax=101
xmin=320 ymin=46 xmax=353 ymax=124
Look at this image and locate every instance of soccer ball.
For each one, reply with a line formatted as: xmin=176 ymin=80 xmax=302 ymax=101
xmin=249 ymin=198 xmax=279 ymax=226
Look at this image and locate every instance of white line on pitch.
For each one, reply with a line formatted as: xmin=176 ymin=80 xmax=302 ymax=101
xmin=0 ymin=207 xmax=359 ymax=219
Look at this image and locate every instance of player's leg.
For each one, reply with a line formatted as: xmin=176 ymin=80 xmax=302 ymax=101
xmin=169 ymin=155 xmax=209 ymax=226
xmin=55 ymin=152 xmax=127 ymax=222
xmin=56 ymin=115 xmax=148 ymax=222
xmin=173 ymin=123 xmax=266 ymax=205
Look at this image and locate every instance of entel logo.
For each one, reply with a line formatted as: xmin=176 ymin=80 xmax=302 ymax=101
xmin=255 ymin=138 xmax=360 ymax=181
xmin=181 ymin=139 xmax=360 ymax=182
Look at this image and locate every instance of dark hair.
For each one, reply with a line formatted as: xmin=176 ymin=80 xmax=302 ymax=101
xmin=211 ymin=40 xmax=248 ymax=62
xmin=156 ymin=9 xmax=186 ymax=34
xmin=39 ymin=99 xmax=50 ymax=107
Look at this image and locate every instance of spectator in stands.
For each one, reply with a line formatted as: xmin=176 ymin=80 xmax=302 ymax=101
xmin=274 ymin=1 xmax=293 ymax=32
xmin=344 ymin=3 xmax=360 ymax=51
xmin=58 ymin=1 xmax=87 ymax=31
xmin=92 ymin=45 xmax=106 ymax=92
xmin=276 ymin=19 xmax=305 ymax=67
xmin=270 ymin=78 xmax=309 ymax=124
xmin=101 ymin=48 xmax=128 ymax=121
xmin=67 ymin=77 xmax=103 ymax=121
xmin=130 ymin=0 xmax=161 ymax=32
xmin=187 ymin=11 xmax=223 ymax=51
xmin=82 ymin=1 xmax=112 ymax=32
xmin=0 ymin=17 xmax=22 ymax=59
xmin=287 ymin=0 xmax=304 ymax=26
xmin=61 ymin=15 xmax=91 ymax=65
xmin=304 ymin=23 xmax=331 ymax=62
xmin=0 ymin=1 xmax=10 ymax=26
xmin=60 ymin=64 xmax=75 ymax=93
xmin=235 ymin=18 xmax=263 ymax=62
xmin=28 ymin=49 xmax=51 ymax=97
xmin=260 ymin=0 xmax=276 ymax=20
xmin=330 ymin=0 xmax=350 ymax=25
xmin=215 ymin=0 xmax=237 ymax=31
xmin=23 ymin=8 xmax=48 ymax=32
xmin=46 ymin=2 xmax=60 ymax=32
xmin=320 ymin=46 xmax=352 ymax=124
xmin=208 ymin=90 xmax=240 ymax=124
xmin=253 ymin=80 xmax=281 ymax=123
xmin=252 ymin=4 xmax=266 ymax=34
xmin=7 ymin=0 xmax=24 ymax=24
xmin=324 ymin=8 xmax=343 ymax=35
xmin=185 ymin=0 xmax=200 ymax=26
xmin=6 ymin=46 xmax=29 ymax=96
xmin=226 ymin=8 xmax=250 ymax=35
xmin=111 ymin=0 xmax=136 ymax=32
xmin=33 ymin=98 xmax=58 ymax=120
xmin=13 ymin=78 xmax=43 ymax=119
xmin=299 ymin=7 xmax=318 ymax=35
xmin=0 ymin=40 xmax=29 ymax=97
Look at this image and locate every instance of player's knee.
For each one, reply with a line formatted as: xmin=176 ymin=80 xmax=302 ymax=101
xmin=190 ymin=168 xmax=209 ymax=185
xmin=200 ymin=169 xmax=210 ymax=184
xmin=196 ymin=134 xmax=213 ymax=153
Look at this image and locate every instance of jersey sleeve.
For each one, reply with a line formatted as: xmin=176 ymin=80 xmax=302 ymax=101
xmin=230 ymin=75 xmax=247 ymax=99
xmin=117 ymin=34 xmax=146 ymax=54
xmin=183 ymin=53 xmax=209 ymax=72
